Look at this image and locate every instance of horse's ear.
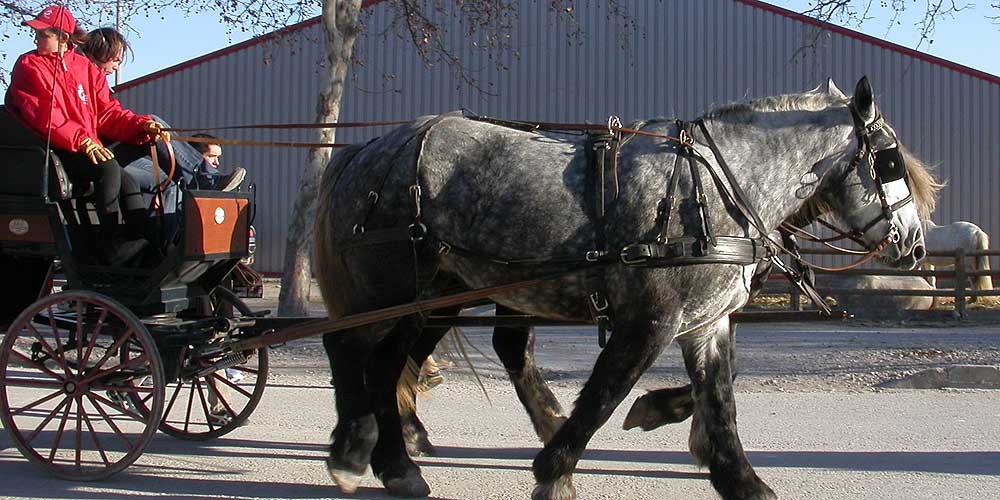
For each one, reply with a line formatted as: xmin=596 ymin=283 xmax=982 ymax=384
xmin=852 ymin=76 xmax=876 ymax=121
xmin=826 ymin=78 xmax=847 ymax=99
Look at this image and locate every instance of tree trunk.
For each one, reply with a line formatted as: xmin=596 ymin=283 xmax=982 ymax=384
xmin=278 ymin=0 xmax=363 ymax=316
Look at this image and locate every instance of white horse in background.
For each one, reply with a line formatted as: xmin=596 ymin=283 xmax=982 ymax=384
xmin=923 ymin=220 xmax=993 ymax=298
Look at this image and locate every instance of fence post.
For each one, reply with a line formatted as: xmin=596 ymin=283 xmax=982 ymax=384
xmin=955 ymin=248 xmax=967 ymax=318
xmin=789 ymin=279 xmax=802 ymax=311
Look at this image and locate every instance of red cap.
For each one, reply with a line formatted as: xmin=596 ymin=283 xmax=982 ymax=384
xmin=24 ymin=6 xmax=76 ymax=34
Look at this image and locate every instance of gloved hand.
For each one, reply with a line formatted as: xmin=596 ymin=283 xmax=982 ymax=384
xmin=143 ymin=120 xmax=171 ymax=143
xmin=79 ymin=138 xmax=114 ymax=164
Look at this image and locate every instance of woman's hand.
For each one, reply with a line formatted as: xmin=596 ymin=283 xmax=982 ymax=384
xmin=143 ymin=121 xmax=171 ymax=143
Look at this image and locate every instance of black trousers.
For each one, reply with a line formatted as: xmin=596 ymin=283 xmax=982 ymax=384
xmin=57 ymin=150 xmax=144 ymax=216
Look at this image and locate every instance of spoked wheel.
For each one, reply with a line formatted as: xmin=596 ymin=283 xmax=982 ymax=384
xmin=126 ymin=287 xmax=268 ymax=441
xmin=0 ymin=290 xmax=165 ymax=480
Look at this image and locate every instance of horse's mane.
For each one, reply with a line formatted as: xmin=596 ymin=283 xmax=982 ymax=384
xmin=899 ymin=144 xmax=944 ymax=222
xmin=704 ymin=92 xmax=848 ymax=121
xmin=706 ymin=90 xmax=943 ymax=224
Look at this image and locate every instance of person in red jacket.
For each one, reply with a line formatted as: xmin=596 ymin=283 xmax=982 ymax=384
xmin=4 ymin=6 xmax=168 ymax=264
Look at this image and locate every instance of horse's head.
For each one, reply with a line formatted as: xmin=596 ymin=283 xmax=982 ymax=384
xmin=822 ymin=77 xmax=928 ymax=270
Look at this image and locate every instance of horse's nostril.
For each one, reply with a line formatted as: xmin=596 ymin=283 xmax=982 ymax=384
xmin=913 ymin=244 xmax=926 ymax=261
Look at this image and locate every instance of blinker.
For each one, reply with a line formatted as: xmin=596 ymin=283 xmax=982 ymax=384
xmin=873 ymin=147 xmax=906 ymax=182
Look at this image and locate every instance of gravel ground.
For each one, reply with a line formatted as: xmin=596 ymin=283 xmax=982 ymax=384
xmin=253 ymin=279 xmax=1000 ymax=392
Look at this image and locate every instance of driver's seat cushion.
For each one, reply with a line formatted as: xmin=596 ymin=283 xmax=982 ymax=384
xmin=0 ymin=106 xmax=77 ymax=200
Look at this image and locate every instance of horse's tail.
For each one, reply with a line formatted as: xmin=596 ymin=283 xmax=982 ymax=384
xmin=313 ymin=143 xmax=367 ymax=319
xmin=974 ymin=229 xmax=993 ymax=292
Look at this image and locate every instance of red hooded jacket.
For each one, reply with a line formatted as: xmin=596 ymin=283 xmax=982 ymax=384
xmin=5 ymin=49 xmax=152 ymax=153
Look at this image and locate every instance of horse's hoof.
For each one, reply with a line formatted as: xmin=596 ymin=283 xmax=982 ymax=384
xmin=714 ymin=473 xmax=777 ymax=500
xmin=383 ymin=472 xmax=431 ymax=498
xmin=328 ymin=465 xmax=365 ymax=494
xmin=623 ymin=388 xmax=694 ymax=431
xmin=531 ymin=476 xmax=576 ymax=500
xmin=737 ymin=482 xmax=777 ymax=500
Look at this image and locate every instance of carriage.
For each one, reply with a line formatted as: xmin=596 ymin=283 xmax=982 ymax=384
xmin=0 ymin=105 xmax=268 ymax=479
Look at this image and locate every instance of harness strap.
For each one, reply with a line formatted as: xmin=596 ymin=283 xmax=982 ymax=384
xmin=693 ymin=120 xmax=770 ymax=238
xmin=621 ymin=236 xmax=767 ymax=266
xmin=686 ymin=146 xmax=716 ymax=248
xmin=585 ymin=131 xmax=620 ymax=347
xmin=655 ymin=147 xmax=685 ymax=244
xmin=777 ymin=229 xmax=831 ymax=314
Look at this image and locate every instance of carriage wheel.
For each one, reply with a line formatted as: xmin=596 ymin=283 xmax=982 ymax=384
xmin=0 ymin=290 xmax=165 ymax=480
xmin=126 ymin=287 xmax=268 ymax=441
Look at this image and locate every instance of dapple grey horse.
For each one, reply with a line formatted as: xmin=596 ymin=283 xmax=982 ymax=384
xmin=313 ymin=77 xmax=929 ymax=500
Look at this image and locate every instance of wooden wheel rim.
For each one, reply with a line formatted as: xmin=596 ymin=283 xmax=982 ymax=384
xmin=127 ymin=287 xmax=268 ymax=441
xmin=0 ymin=290 xmax=165 ymax=480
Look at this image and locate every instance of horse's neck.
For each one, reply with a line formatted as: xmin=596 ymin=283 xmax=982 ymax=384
xmin=699 ymin=112 xmax=851 ymax=229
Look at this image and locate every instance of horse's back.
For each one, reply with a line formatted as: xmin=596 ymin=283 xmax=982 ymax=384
xmin=924 ymin=220 xmax=989 ymax=267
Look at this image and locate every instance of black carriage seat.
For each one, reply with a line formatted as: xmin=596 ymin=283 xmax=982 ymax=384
xmin=0 ymin=106 xmax=90 ymax=202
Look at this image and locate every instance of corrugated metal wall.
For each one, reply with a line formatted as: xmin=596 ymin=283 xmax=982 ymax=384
xmin=116 ymin=0 xmax=1000 ymax=273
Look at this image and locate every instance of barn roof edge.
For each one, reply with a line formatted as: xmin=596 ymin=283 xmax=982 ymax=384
xmin=114 ymin=0 xmax=1000 ymax=92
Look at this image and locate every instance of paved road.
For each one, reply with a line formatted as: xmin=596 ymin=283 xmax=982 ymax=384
xmin=2 ymin=375 xmax=998 ymax=500
xmin=3 ymin=284 xmax=999 ymax=499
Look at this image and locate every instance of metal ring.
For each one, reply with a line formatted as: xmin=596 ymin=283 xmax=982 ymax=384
xmin=408 ymin=222 xmax=427 ymax=242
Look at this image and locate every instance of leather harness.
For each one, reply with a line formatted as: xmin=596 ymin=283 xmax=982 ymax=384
xmin=336 ymin=107 xmax=908 ymax=346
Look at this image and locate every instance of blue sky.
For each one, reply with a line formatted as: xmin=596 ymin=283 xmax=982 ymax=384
xmin=2 ymin=1 xmax=998 ymax=87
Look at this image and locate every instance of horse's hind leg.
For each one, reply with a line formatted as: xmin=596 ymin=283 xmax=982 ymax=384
xmin=624 ymin=321 xmax=739 ymax=431
xmin=493 ymin=304 xmax=566 ymax=443
xmin=398 ymin=305 xmax=463 ymax=457
xmin=678 ymin=317 xmax=776 ymax=500
xmin=532 ymin=317 xmax=672 ymax=500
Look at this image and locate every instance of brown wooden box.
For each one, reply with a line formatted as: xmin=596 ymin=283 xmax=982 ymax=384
xmin=0 ymin=214 xmax=54 ymax=243
xmin=183 ymin=191 xmax=250 ymax=259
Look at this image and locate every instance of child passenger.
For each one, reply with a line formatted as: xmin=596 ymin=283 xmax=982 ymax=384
xmin=4 ymin=6 xmax=168 ymax=264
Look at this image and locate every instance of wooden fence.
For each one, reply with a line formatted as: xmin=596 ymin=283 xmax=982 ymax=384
xmin=771 ymin=248 xmax=1000 ymax=318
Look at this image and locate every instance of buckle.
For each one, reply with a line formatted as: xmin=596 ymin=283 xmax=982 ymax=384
xmin=678 ymin=129 xmax=695 ymax=149
xmin=589 ymin=292 xmax=610 ymax=312
xmin=620 ymin=244 xmax=648 ymax=265
xmin=585 ymin=250 xmax=606 ymax=262
xmin=607 ymin=115 xmax=622 ymax=135
xmin=352 ymin=224 xmax=365 ymax=235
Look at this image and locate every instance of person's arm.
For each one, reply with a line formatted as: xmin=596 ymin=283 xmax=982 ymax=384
xmin=6 ymin=54 xmax=91 ymax=152
xmin=92 ymin=66 xmax=152 ymax=145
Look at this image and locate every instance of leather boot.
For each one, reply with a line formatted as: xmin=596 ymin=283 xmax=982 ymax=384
xmin=98 ymin=212 xmax=148 ymax=266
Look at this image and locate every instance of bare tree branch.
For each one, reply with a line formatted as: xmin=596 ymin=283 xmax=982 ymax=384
xmin=802 ymin=0 xmax=971 ymax=49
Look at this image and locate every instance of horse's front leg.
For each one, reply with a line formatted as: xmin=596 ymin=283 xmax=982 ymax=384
xmin=678 ymin=317 xmax=776 ymax=500
xmin=493 ymin=304 xmax=566 ymax=443
xmin=366 ymin=314 xmax=432 ymax=497
xmin=324 ymin=325 xmax=384 ymax=494
xmin=623 ymin=321 xmax=739 ymax=431
xmin=532 ymin=316 xmax=673 ymax=500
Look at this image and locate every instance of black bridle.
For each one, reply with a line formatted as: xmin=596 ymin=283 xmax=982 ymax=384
xmin=846 ymin=103 xmax=914 ymax=242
